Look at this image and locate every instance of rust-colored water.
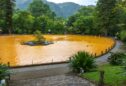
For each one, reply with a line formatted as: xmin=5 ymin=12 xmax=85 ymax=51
xmin=0 ymin=35 xmax=115 ymax=66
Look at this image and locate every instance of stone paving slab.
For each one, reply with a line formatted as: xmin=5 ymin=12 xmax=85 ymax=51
xmin=9 ymin=74 xmax=95 ymax=86
xmin=10 ymin=63 xmax=70 ymax=80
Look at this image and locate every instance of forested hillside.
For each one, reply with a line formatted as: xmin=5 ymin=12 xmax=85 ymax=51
xmin=16 ymin=0 xmax=81 ymax=18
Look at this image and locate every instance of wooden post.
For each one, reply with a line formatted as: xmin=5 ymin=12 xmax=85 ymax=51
xmin=94 ymin=53 xmax=97 ymax=57
xmin=6 ymin=62 xmax=10 ymax=86
xmin=98 ymin=70 xmax=105 ymax=86
xmin=6 ymin=79 xmax=10 ymax=86
xmin=7 ymin=62 xmax=10 ymax=80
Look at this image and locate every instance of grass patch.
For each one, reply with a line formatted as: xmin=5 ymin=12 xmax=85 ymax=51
xmin=82 ymin=64 xmax=126 ymax=86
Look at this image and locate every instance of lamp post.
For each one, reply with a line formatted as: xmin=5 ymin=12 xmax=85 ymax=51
xmin=48 ymin=29 xmax=51 ymax=34
xmin=0 ymin=28 xmax=2 ymax=34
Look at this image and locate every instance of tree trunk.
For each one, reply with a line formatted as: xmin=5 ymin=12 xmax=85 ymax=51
xmin=6 ymin=0 xmax=13 ymax=35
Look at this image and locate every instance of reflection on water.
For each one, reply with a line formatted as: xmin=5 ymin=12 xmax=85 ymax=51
xmin=0 ymin=35 xmax=115 ymax=66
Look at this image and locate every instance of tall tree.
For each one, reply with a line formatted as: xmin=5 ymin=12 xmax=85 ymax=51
xmin=0 ymin=0 xmax=6 ymax=33
xmin=116 ymin=0 xmax=126 ymax=30
xmin=96 ymin=0 xmax=118 ymax=36
xmin=13 ymin=11 xmax=34 ymax=34
xmin=5 ymin=0 xmax=15 ymax=34
xmin=28 ymin=0 xmax=55 ymax=18
xmin=78 ymin=6 xmax=95 ymax=16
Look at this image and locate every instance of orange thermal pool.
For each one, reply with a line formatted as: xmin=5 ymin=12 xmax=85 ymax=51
xmin=0 ymin=35 xmax=115 ymax=66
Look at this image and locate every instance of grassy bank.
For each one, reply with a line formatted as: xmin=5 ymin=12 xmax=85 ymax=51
xmin=81 ymin=64 xmax=126 ymax=86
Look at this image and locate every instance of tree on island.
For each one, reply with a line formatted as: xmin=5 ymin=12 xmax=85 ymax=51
xmin=34 ymin=30 xmax=45 ymax=43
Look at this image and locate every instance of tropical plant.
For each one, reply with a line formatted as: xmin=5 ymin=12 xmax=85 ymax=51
xmin=0 ymin=64 xmax=9 ymax=80
xmin=34 ymin=30 xmax=45 ymax=43
xmin=69 ymin=51 xmax=96 ymax=73
xmin=108 ymin=52 xmax=126 ymax=65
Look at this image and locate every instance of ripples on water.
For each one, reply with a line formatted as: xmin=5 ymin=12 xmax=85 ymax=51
xmin=0 ymin=35 xmax=115 ymax=66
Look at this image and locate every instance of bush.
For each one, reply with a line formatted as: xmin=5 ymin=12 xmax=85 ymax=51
xmin=108 ymin=52 xmax=126 ymax=65
xmin=119 ymin=30 xmax=126 ymax=42
xmin=0 ymin=64 xmax=9 ymax=80
xmin=69 ymin=51 xmax=96 ymax=73
xmin=34 ymin=30 xmax=45 ymax=42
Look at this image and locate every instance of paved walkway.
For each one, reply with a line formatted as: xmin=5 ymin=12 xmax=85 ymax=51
xmin=96 ymin=40 xmax=123 ymax=65
xmin=10 ymin=63 xmax=70 ymax=80
xmin=9 ymin=74 xmax=95 ymax=86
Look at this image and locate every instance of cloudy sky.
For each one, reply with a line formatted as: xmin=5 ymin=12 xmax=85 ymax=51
xmin=47 ymin=0 xmax=97 ymax=5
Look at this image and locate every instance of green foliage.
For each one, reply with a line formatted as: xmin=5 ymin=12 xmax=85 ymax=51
xmin=96 ymin=0 xmax=118 ymax=36
xmin=33 ymin=15 xmax=48 ymax=33
xmin=13 ymin=11 xmax=34 ymax=34
xmin=1 ymin=0 xmax=125 ymax=36
xmin=28 ymin=0 xmax=55 ymax=18
xmin=69 ymin=51 xmax=96 ymax=73
xmin=108 ymin=52 xmax=126 ymax=65
xmin=0 ymin=0 xmax=15 ymax=34
xmin=66 ymin=6 xmax=97 ymax=35
xmin=5 ymin=0 xmax=15 ymax=34
xmin=51 ymin=19 xmax=65 ymax=34
xmin=119 ymin=30 xmax=126 ymax=42
xmin=66 ymin=15 xmax=78 ymax=27
xmin=78 ymin=6 xmax=95 ymax=16
xmin=0 ymin=1 xmax=6 ymax=32
xmin=0 ymin=64 xmax=9 ymax=80
xmin=73 ymin=16 xmax=95 ymax=34
xmin=12 ymin=0 xmax=66 ymax=34
xmin=34 ymin=30 xmax=45 ymax=42
xmin=82 ymin=64 xmax=126 ymax=86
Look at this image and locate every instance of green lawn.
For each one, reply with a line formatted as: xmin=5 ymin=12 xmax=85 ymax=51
xmin=82 ymin=64 xmax=126 ymax=86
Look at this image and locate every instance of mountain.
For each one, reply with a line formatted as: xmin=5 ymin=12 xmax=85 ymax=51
xmin=58 ymin=2 xmax=81 ymax=18
xmin=16 ymin=0 xmax=81 ymax=18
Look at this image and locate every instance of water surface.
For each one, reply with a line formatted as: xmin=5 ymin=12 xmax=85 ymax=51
xmin=0 ymin=35 xmax=115 ymax=66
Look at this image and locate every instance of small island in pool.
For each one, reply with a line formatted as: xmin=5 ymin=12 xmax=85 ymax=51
xmin=21 ymin=30 xmax=53 ymax=46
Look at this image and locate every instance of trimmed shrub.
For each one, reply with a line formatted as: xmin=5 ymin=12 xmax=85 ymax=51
xmin=108 ymin=52 xmax=126 ymax=65
xmin=69 ymin=51 xmax=96 ymax=73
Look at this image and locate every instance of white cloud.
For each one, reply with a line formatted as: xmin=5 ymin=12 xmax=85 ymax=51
xmin=47 ymin=0 xmax=97 ymax=5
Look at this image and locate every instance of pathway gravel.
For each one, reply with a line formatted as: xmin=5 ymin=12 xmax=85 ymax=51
xmin=9 ymin=74 xmax=95 ymax=86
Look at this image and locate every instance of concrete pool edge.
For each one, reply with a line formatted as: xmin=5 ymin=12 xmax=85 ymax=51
xmin=10 ymin=61 xmax=69 ymax=68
